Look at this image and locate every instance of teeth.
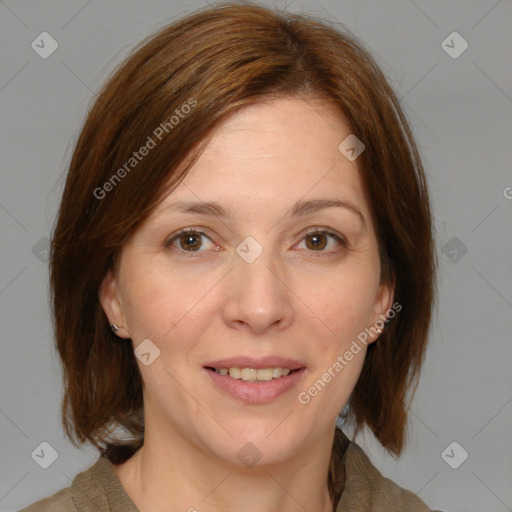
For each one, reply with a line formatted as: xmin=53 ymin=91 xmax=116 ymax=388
xmin=214 ymin=367 xmax=293 ymax=381
xmin=229 ymin=367 xmax=241 ymax=379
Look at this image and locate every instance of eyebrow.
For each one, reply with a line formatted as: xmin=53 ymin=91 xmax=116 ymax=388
xmin=166 ymin=198 xmax=366 ymax=229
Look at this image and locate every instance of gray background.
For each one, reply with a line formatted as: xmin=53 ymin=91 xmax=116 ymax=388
xmin=1 ymin=0 xmax=511 ymax=511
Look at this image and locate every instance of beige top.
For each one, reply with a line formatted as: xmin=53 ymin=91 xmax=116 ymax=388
xmin=19 ymin=430 xmax=441 ymax=512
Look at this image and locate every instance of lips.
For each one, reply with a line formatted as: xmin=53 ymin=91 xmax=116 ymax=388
xmin=214 ymin=367 xmax=292 ymax=381
xmin=203 ymin=356 xmax=306 ymax=404
xmin=203 ymin=356 xmax=305 ymax=371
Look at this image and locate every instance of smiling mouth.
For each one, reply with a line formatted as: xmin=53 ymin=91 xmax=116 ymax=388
xmin=205 ymin=367 xmax=301 ymax=382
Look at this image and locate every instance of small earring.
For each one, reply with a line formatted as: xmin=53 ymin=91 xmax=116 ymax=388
xmin=109 ymin=323 xmax=119 ymax=333
xmin=376 ymin=328 xmax=382 ymax=334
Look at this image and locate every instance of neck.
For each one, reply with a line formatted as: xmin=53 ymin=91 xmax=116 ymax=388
xmin=113 ymin=422 xmax=336 ymax=512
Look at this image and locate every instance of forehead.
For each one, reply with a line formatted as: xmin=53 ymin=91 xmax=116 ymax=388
xmin=152 ymin=96 xmax=370 ymax=222
xmin=193 ymin=96 xmax=354 ymax=177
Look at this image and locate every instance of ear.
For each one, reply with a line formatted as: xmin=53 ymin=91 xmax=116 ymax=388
xmin=98 ymin=270 xmax=130 ymax=338
xmin=367 ymin=278 xmax=396 ymax=344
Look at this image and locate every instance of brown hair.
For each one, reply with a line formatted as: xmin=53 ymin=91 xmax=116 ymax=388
xmin=50 ymin=0 xmax=437 ymax=501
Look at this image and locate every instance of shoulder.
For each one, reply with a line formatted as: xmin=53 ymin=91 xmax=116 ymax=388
xmin=337 ymin=430 xmax=443 ymax=511
xmin=18 ymin=454 xmax=139 ymax=512
xmin=18 ymin=487 xmax=76 ymax=512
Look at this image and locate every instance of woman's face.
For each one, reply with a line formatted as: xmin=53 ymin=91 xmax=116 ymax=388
xmin=100 ymin=96 xmax=393 ymax=468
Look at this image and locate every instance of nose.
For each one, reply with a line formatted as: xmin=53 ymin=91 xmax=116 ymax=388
xmin=222 ymin=245 xmax=294 ymax=335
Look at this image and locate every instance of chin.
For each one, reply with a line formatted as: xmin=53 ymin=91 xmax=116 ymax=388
xmin=199 ymin=418 xmax=311 ymax=469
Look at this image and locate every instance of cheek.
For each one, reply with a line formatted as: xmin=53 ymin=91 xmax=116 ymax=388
xmin=120 ymin=260 xmax=210 ymax=345
xmin=294 ymin=263 xmax=380 ymax=350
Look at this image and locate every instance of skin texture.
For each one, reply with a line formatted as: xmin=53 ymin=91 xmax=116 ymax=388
xmin=100 ymin=95 xmax=394 ymax=512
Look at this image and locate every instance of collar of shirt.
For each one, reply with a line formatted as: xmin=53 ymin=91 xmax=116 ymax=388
xmin=69 ymin=429 xmax=437 ymax=512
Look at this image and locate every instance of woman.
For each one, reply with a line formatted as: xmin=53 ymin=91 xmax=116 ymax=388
xmin=20 ymin=2 xmax=440 ymax=511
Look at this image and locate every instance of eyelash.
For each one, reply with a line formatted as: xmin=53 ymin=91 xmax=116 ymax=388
xmin=165 ymin=227 xmax=347 ymax=258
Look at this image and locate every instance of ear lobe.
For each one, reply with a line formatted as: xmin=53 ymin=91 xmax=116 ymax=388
xmin=368 ymin=278 xmax=396 ymax=344
xmin=98 ymin=270 xmax=130 ymax=338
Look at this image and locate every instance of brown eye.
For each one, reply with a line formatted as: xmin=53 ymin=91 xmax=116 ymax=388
xmin=179 ymin=232 xmax=202 ymax=251
xmin=166 ymin=228 xmax=217 ymax=256
xmin=305 ymin=232 xmax=328 ymax=250
xmin=297 ymin=230 xmax=346 ymax=253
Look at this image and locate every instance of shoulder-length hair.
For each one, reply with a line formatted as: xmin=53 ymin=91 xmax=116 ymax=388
xmin=50 ymin=0 xmax=437 ymax=479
